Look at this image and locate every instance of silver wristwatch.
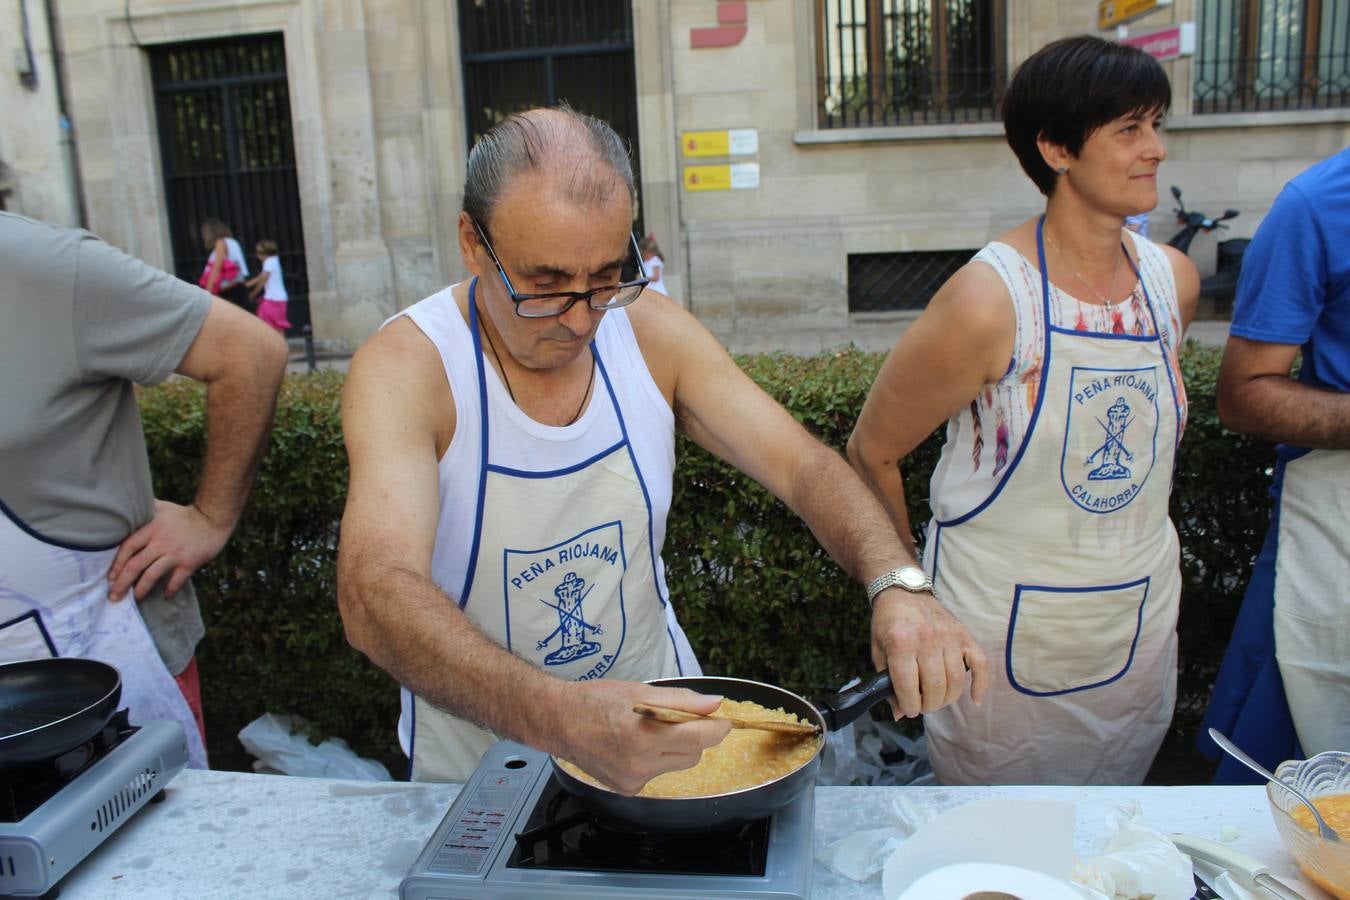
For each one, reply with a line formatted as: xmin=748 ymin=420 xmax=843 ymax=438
xmin=866 ymin=565 xmax=934 ymax=606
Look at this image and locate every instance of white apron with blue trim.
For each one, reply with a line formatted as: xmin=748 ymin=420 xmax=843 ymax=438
xmin=922 ymin=221 xmax=1182 ymax=785
xmin=407 ymin=291 xmax=697 ymax=782
xmin=0 ymin=501 xmax=207 ymax=768
xmin=1273 ymin=448 xmax=1350 ymax=755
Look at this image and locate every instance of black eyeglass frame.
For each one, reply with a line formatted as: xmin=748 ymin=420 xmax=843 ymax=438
xmin=471 ymin=219 xmax=649 ymax=319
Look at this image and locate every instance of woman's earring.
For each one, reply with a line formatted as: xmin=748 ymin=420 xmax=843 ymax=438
xmin=1056 ymin=166 xmax=1068 ymax=174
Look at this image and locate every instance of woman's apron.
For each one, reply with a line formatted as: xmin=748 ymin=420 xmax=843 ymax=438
xmin=0 ymin=500 xmax=208 ymax=768
xmin=922 ymin=220 xmax=1183 ymax=785
xmin=408 ymin=289 xmax=695 ymax=782
xmin=1272 ymin=447 xmax=1350 ymax=755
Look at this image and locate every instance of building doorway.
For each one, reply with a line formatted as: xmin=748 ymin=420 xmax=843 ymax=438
xmin=458 ymin=0 xmax=644 ymax=233
xmin=150 ymin=34 xmax=309 ymax=334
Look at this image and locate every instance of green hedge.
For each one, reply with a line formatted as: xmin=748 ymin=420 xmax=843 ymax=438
xmin=140 ymin=343 xmax=1274 ymax=779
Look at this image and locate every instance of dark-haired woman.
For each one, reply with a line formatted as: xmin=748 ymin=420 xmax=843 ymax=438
xmin=847 ymin=35 xmax=1198 ymax=785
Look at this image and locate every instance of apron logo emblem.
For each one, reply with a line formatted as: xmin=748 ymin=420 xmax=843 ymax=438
xmin=504 ymin=523 xmax=627 ymax=680
xmin=1062 ymin=366 xmax=1160 ymax=514
xmin=535 ymin=572 xmax=603 ymax=665
xmin=1087 ymin=397 xmax=1135 ymax=481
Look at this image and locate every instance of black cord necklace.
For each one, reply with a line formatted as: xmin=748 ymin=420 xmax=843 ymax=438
xmin=477 ymin=302 xmax=595 ymax=426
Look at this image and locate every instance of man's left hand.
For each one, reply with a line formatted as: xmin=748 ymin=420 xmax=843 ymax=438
xmin=108 ymin=500 xmax=231 ymax=601
xmin=871 ymin=590 xmax=988 ymax=718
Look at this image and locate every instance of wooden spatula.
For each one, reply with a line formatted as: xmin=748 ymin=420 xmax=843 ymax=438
xmin=632 ymin=703 xmax=820 ymax=736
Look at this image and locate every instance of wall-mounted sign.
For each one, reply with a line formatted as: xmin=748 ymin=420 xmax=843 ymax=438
xmin=1119 ymin=22 xmax=1196 ymax=61
xmin=681 ymin=128 xmax=759 ymax=158
xmin=683 ymin=162 xmax=760 ymax=192
xmin=1099 ymin=0 xmax=1171 ymax=30
xmin=691 ymin=0 xmax=748 ymax=49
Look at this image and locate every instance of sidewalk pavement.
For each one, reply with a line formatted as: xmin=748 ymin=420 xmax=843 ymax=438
xmin=286 ymin=344 xmax=349 ymax=374
xmin=285 ymin=319 xmax=1232 ymax=375
xmin=1184 ymin=319 xmax=1230 ymax=348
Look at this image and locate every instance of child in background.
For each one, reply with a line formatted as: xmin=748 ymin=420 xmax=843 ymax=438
xmin=247 ymin=239 xmax=292 ymax=334
xmin=638 ymin=235 xmax=670 ymax=298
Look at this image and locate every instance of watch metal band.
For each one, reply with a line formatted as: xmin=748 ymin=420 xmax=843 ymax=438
xmin=865 ymin=567 xmax=933 ymax=606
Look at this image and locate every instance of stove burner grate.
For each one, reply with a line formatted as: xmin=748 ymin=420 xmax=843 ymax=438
xmin=506 ymin=775 xmax=771 ymax=877
xmin=0 ymin=710 xmax=137 ymax=823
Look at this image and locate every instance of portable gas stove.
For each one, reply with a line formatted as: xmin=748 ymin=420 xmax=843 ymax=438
xmin=0 ymin=713 xmax=188 ymax=898
xmin=402 ymin=741 xmax=813 ymax=900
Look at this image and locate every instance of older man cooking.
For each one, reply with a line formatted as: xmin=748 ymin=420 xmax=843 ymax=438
xmin=336 ymin=105 xmax=987 ymax=790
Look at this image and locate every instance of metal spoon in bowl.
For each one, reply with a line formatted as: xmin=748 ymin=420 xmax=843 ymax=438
xmin=1208 ymin=727 xmax=1342 ymax=842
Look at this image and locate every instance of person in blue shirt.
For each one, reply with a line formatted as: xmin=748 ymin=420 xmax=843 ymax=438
xmin=1199 ymin=148 xmax=1350 ymax=780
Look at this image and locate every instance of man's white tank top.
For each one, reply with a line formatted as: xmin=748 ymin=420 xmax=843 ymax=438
xmin=389 ymin=285 xmax=697 ymax=761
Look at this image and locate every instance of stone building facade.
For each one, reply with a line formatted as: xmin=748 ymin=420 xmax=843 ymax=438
xmin=3 ymin=0 xmax=1347 ymax=353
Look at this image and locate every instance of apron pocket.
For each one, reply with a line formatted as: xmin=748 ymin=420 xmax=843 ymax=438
xmin=1006 ymin=577 xmax=1150 ymax=696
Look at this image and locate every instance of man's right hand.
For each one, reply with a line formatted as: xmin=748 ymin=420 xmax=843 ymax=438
xmin=108 ymin=499 xmax=232 ymax=601
xmin=549 ymin=681 xmax=733 ymax=795
xmin=871 ymin=587 xmax=988 ymax=718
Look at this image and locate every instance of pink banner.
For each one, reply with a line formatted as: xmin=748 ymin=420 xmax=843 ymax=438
xmin=1121 ymin=26 xmax=1182 ymax=61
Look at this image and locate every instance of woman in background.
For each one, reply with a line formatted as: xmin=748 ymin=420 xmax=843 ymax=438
xmin=848 ymin=35 xmax=1198 ymax=785
xmin=199 ymin=218 xmax=252 ymax=312
xmin=638 ymin=235 xmax=670 ymax=299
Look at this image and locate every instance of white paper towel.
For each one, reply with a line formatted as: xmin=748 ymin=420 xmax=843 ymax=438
xmin=820 ymin=797 xmax=1200 ymax=900
xmin=880 ymin=799 xmax=1078 ymax=898
xmin=895 ymin=862 xmax=1085 ymax=900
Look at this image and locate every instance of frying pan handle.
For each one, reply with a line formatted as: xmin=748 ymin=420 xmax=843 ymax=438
xmin=813 ymin=670 xmax=893 ymax=732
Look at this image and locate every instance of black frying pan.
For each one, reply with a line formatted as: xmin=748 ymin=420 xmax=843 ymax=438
xmin=0 ymin=658 xmax=122 ymax=767
xmin=551 ymin=671 xmax=893 ymax=832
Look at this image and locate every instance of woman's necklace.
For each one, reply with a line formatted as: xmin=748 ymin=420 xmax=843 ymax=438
xmin=1044 ymin=228 xmax=1126 ymax=309
xmin=477 ymin=303 xmax=595 ymax=426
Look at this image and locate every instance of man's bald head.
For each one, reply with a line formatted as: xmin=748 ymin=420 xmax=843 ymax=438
xmin=463 ymin=106 xmax=637 ymax=235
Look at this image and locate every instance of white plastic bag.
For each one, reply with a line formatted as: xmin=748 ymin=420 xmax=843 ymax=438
xmin=1072 ymin=803 xmax=1195 ymax=900
xmin=238 ymin=712 xmax=392 ymax=780
xmin=818 ymin=794 xmax=938 ymax=881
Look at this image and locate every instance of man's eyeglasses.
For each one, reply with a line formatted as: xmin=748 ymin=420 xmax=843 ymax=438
xmin=472 ymin=219 xmax=649 ymax=319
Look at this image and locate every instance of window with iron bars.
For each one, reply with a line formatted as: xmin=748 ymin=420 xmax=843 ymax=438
xmin=1194 ymin=0 xmax=1350 ymax=112
xmin=816 ymin=0 xmax=1006 ymax=129
xmin=848 ymin=249 xmax=976 ymax=312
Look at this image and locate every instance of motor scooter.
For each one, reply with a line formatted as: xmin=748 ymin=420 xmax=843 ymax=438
xmin=1165 ymin=185 xmax=1249 ymax=308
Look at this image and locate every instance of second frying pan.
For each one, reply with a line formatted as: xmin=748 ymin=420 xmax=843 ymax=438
xmin=0 ymin=658 xmax=122 ymax=767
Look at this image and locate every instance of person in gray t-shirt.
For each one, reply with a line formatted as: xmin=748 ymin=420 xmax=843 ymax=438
xmin=0 ymin=212 xmax=289 ymax=766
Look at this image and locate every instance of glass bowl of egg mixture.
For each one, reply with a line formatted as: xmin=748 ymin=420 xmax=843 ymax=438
xmin=1267 ymin=749 xmax=1350 ymax=899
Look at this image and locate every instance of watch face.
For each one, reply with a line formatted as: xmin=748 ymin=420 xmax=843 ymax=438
xmin=897 ymin=567 xmax=929 ymax=590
